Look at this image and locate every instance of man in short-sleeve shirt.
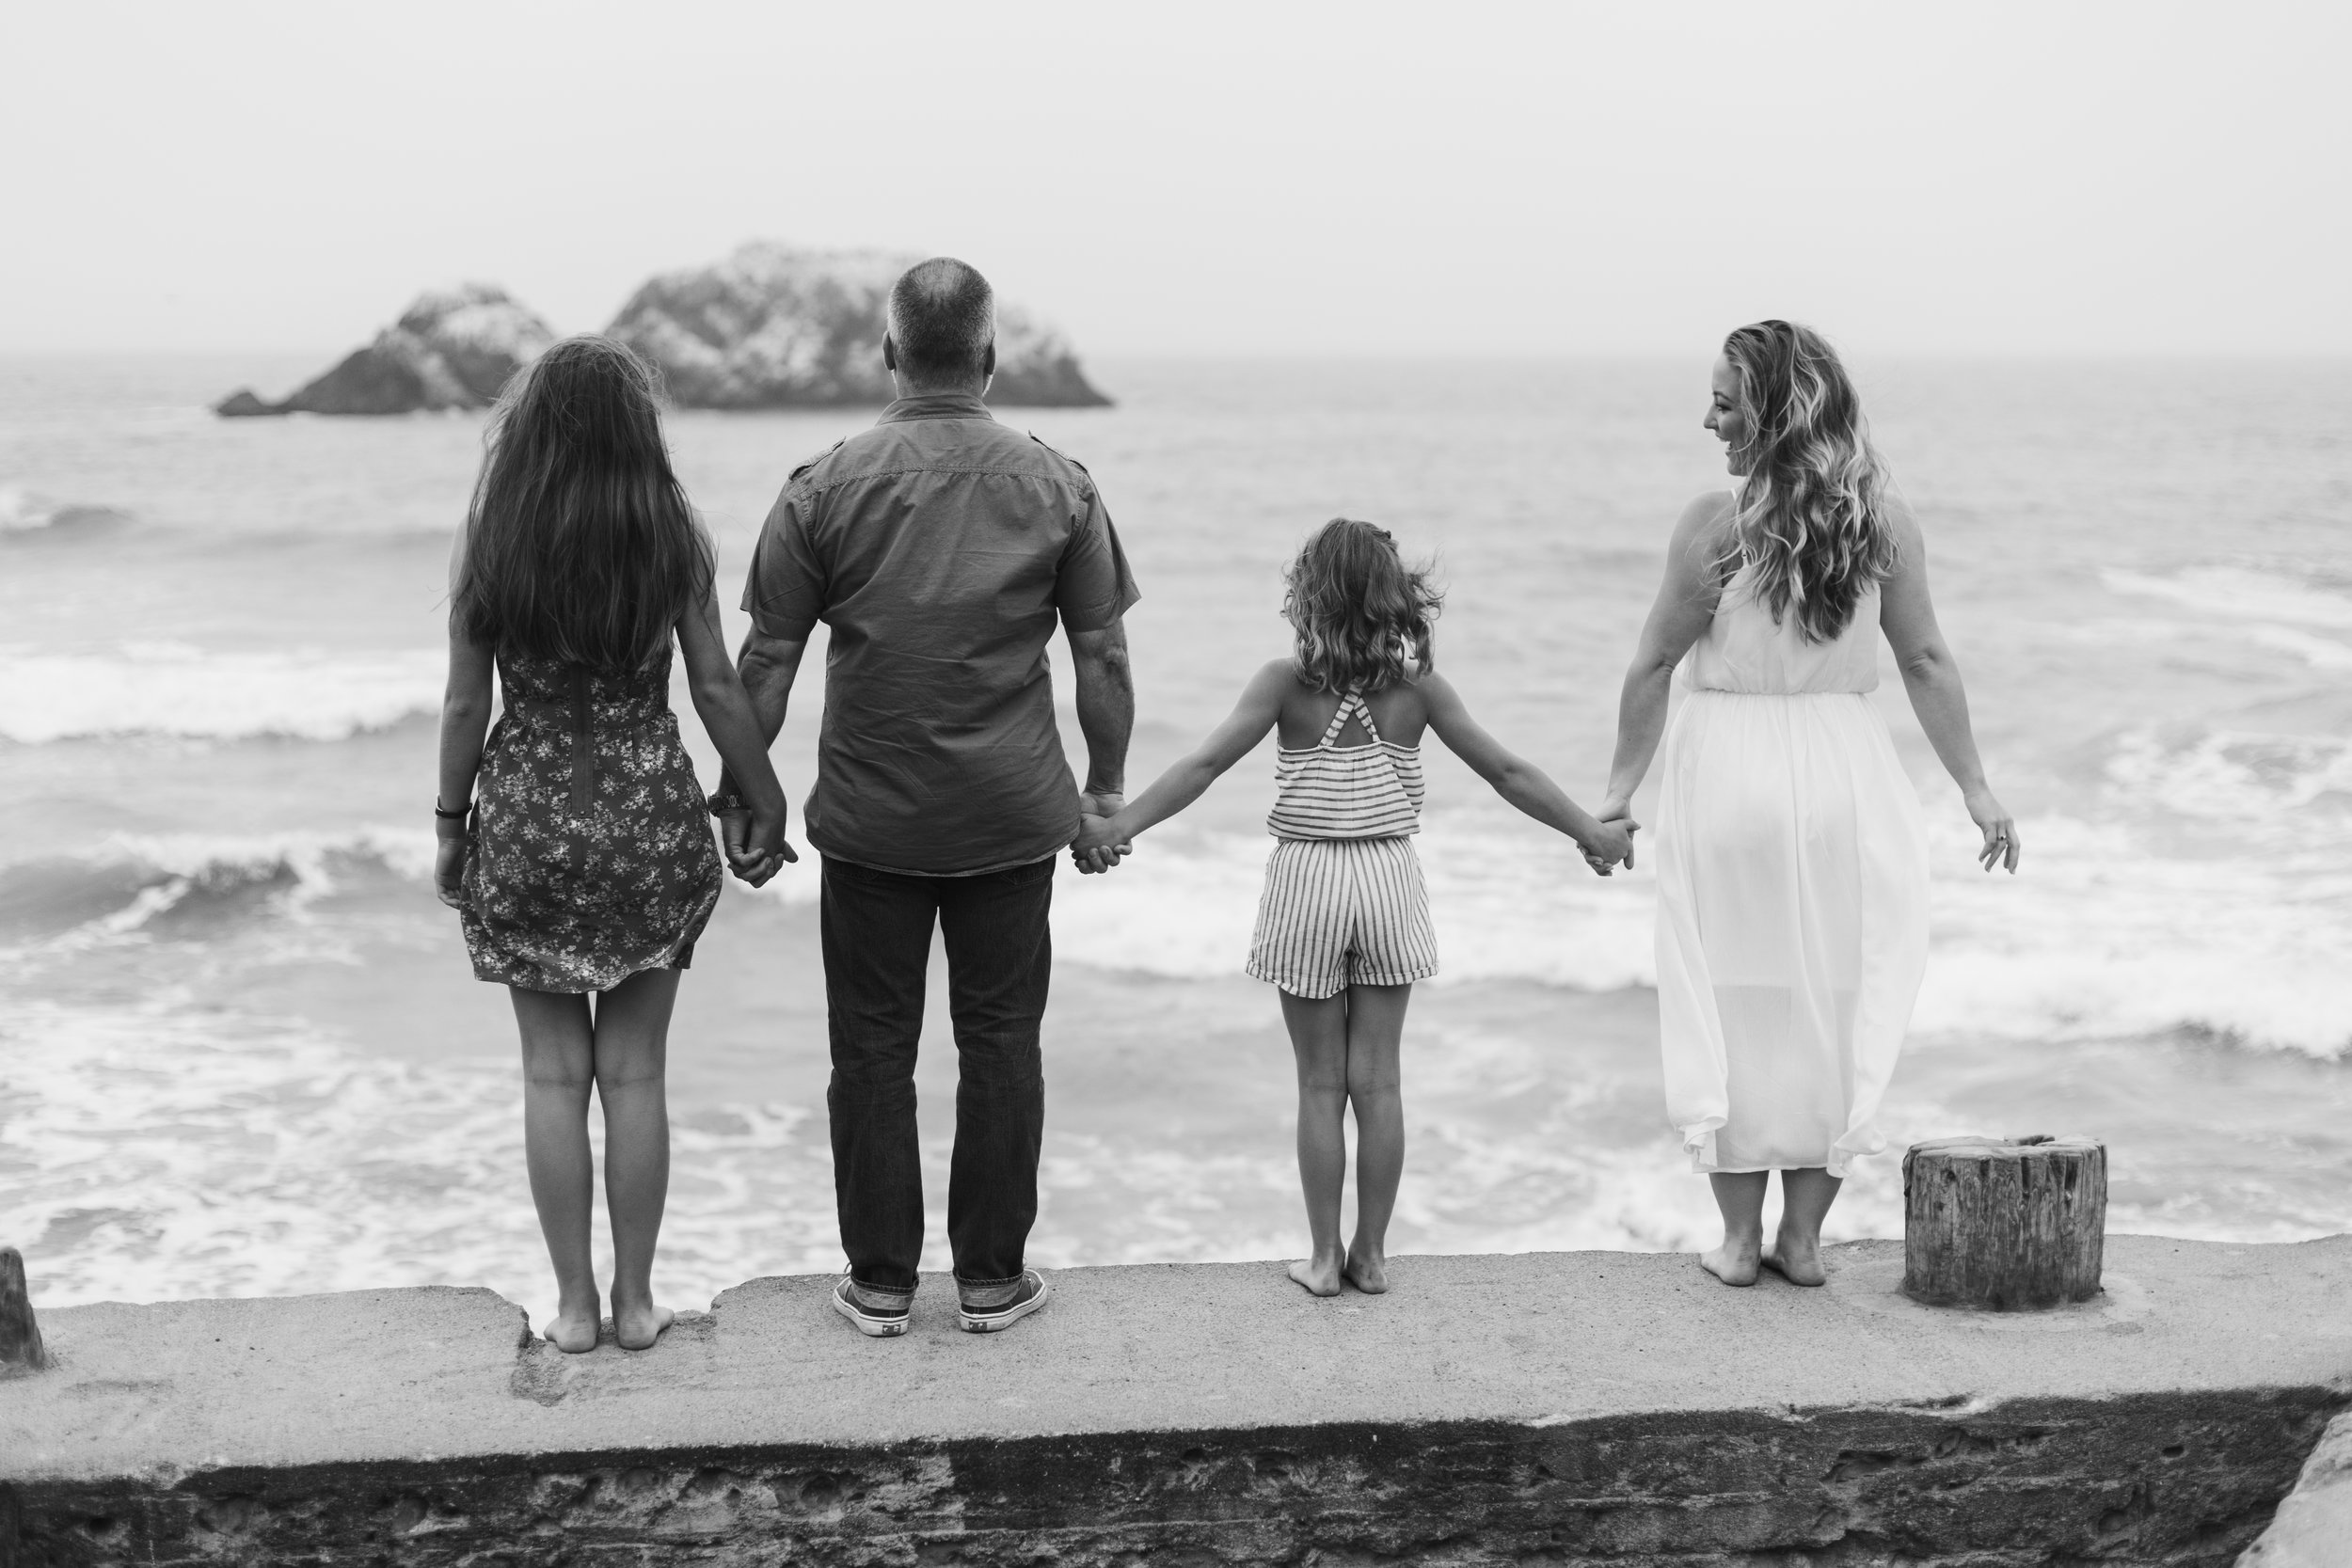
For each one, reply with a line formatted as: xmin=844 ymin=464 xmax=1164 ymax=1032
xmin=717 ymin=258 xmax=1136 ymax=1338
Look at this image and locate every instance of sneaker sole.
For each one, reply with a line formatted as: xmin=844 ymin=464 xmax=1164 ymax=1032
xmin=831 ymin=1291 xmax=909 ymax=1338
xmin=958 ymin=1276 xmax=1051 ymax=1334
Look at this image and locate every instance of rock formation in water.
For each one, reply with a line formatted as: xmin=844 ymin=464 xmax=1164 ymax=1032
xmin=605 ymin=243 xmax=1111 ymax=408
xmin=215 ymin=285 xmax=556 ymax=417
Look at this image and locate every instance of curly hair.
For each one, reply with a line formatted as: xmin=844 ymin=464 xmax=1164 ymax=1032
xmin=1281 ymin=518 xmax=1443 ymax=693
xmin=1711 ymin=320 xmax=1899 ymax=643
xmin=453 ymin=335 xmax=711 ymax=672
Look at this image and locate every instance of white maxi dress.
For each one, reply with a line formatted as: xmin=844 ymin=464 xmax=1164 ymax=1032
xmin=1654 ymin=564 xmax=1930 ymax=1177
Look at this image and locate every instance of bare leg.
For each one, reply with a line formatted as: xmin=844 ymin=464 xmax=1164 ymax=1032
xmin=512 ymin=987 xmax=600 ymax=1351
xmin=1279 ymin=989 xmax=1349 ymax=1297
xmin=1701 ymin=1171 xmax=1768 ymax=1287
xmin=1340 ymin=982 xmax=1411 ymax=1294
xmin=1763 ymin=1167 xmax=1841 ymax=1287
xmin=594 ymin=968 xmax=680 ymax=1349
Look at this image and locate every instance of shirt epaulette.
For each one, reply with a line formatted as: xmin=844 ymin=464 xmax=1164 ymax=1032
xmin=788 ymin=439 xmax=848 ymax=484
xmin=1027 ymin=433 xmax=1092 ymax=478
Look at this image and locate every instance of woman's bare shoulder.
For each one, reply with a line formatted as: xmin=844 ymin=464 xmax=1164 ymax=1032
xmin=1677 ymin=488 xmax=1738 ymax=539
xmin=446 ymin=515 xmax=471 ymax=595
xmin=1879 ymin=491 xmax=1926 ymax=564
xmin=1662 ymin=490 xmax=1738 ymax=578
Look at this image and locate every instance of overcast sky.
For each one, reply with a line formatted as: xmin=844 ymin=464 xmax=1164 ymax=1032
xmin=5 ymin=0 xmax=2345 ymax=358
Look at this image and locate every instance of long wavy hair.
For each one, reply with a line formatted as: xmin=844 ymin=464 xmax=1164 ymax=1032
xmin=1282 ymin=518 xmax=1443 ymax=693
xmin=453 ymin=336 xmax=709 ymax=670
xmin=1709 ymin=320 xmax=1898 ymax=643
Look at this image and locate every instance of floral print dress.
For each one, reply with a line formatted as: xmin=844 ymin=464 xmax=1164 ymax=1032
xmin=458 ymin=646 xmax=723 ymax=992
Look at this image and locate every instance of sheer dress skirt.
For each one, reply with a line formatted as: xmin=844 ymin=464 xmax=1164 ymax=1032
xmin=1653 ymin=689 xmax=1930 ymax=1176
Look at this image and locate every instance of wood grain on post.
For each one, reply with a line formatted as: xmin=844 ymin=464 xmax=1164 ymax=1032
xmin=1901 ymin=1135 xmax=2106 ymax=1310
xmin=0 ymin=1245 xmax=46 ymax=1373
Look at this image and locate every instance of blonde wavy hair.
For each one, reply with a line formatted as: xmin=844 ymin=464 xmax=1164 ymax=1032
xmin=1711 ymin=321 xmax=1898 ymax=643
xmin=1281 ymin=518 xmax=1442 ymax=693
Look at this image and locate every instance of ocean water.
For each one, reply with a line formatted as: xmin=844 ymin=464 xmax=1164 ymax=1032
xmin=3 ymin=353 xmax=2348 ymax=1325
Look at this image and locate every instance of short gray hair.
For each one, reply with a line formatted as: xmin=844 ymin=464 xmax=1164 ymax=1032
xmin=887 ymin=258 xmax=994 ymax=385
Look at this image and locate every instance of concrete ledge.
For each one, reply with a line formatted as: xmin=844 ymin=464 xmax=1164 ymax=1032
xmin=5 ymin=1237 xmax=2349 ymax=1565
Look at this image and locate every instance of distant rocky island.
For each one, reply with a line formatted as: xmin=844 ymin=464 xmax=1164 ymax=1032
xmin=607 ymin=243 xmax=1109 ymax=408
xmin=216 ymin=246 xmax=1111 ymax=416
xmin=215 ymin=286 xmax=556 ymax=417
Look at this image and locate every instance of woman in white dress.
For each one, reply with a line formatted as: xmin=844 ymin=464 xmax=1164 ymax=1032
xmin=1598 ymin=321 xmax=2020 ymax=1289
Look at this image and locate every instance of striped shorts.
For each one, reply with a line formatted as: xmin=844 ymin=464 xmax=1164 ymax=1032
xmin=1246 ymin=835 xmax=1439 ymax=1000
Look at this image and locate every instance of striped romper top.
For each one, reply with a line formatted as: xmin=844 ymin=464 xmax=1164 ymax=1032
xmin=1245 ymin=685 xmax=1441 ymax=998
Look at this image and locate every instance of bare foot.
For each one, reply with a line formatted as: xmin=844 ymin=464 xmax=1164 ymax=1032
xmin=1698 ymin=1239 xmax=1761 ymax=1287
xmin=1762 ymin=1232 xmax=1827 ymax=1287
xmin=612 ymin=1301 xmax=675 ymax=1351
xmin=543 ymin=1302 xmax=601 ymax=1354
xmin=1342 ymin=1249 xmax=1389 ymax=1294
xmin=1288 ymin=1257 xmax=1343 ymax=1297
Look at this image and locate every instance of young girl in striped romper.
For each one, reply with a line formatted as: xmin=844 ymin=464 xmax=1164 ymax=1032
xmin=1076 ymin=520 xmax=1633 ymax=1296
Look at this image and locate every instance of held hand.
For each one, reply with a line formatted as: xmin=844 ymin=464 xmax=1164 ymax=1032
xmin=719 ymin=808 xmax=776 ymax=887
xmin=1070 ymin=816 xmax=1128 ymax=874
xmin=433 ymin=834 xmax=469 ymax=910
xmin=720 ymin=815 xmax=755 ymax=884
xmin=1590 ymin=800 xmax=1641 ymax=872
xmin=730 ymin=806 xmax=799 ymax=888
xmin=1579 ymin=818 xmax=1638 ymax=877
xmin=1073 ymin=812 xmax=1128 ymax=873
xmin=1073 ymin=792 xmax=1133 ymax=875
xmin=1966 ymin=788 xmax=2021 ymax=874
xmin=748 ymin=805 xmax=796 ymax=864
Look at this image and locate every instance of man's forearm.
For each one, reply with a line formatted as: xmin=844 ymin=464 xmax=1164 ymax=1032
xmin=718 ymin=631 xmax=806 ymax=795
xmin=1070 ymin=623 xmax=1134 ymax=798
xmin=1076 ymin=677 xmax=1133 ymax=796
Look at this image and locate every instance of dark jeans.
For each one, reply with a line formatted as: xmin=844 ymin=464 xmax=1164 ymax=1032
xmin=820 ymin=854 xmax=1053 ymax=1294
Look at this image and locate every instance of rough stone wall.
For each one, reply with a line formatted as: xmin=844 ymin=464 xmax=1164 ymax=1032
xmin=7 ymin=1388 xmax=2339 ymax=1567
xmin=2238 ymin=1408 xmax=2352 ymax=1564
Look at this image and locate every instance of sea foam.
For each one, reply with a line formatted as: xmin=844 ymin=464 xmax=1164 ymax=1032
xmin=0 ymin=643 xmax=442 ymax=741
xmin=2104 ymin=564 xmax=2352 ymax=629
xmin=15 ymin=744 xmax=2347 ymax=1063
xmin=0 ymin=487 xmax=131 ymax=535
xmin=1036 ymin=730 xmax=2352 ymax=1059
xmin=0 ymin=996 xmax=842 ymax=1321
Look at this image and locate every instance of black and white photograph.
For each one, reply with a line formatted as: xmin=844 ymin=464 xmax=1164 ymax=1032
xmin=2 ymin=2 xmax=2348 ymax=1561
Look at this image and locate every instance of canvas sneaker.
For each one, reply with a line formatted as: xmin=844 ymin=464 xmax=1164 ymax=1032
xmin=957 ymin=1269 xmax=1051 ymax=1334
xmin=831 ymin=1273 xmax=911 ymax=1338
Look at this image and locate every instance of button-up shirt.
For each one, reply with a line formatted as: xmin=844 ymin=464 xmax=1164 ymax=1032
xmin=742 ymin=392 xmax=1140 ymax=876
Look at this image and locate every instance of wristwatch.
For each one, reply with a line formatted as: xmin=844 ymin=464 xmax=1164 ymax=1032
xmin=707 ymin=791 xmax=746 ymax=816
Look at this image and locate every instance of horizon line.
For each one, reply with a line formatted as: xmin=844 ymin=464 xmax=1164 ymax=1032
xmin=7 ymin=346 xmax=2352 ymax=365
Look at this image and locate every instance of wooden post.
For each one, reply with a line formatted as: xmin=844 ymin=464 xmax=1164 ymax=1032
xmin=1901 ymin=1135 xmax=2106 ymax=1310
xmin=0 ymin=1246 xmax=45 ymax=1373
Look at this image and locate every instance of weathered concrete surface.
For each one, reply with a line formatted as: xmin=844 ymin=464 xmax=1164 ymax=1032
xmin=2239 ymin=1408 xmax=2352 ymax=1565
xmin=3 ymin=1236 xmax=2347 ymax=1565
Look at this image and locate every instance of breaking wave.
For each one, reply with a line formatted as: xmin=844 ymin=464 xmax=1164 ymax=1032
xmin=0 ymin=486 xmax=132 ymax=535
xmin=0 ymin=644 xmax=442 ymax=741
xmin=0 ymin=829 xmax=434 ymax=954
